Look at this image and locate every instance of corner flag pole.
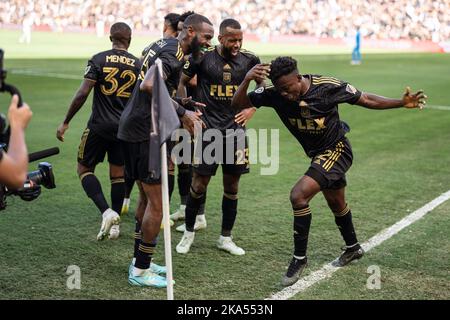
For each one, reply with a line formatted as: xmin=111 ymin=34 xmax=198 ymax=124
xmin=156 ymin=59 xmax=174 ymax=300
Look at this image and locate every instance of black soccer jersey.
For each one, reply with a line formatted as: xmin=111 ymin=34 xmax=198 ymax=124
xmin=183 ymin=47 xmax=260 ymax=131
xmin=118 ymin=38 xmax=185 ymax=142
xmin=248 ymin=75 xmax=362 ymax=157
xmin=84 ymin=49 xmax=140 ymax=140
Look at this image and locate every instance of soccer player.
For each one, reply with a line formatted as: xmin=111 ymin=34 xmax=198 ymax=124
xmin=175 ymin=18 xmax=262 ymax=255
xmin=56 ymin=22 xmax=140 ymax=241
xmin=121 ymin=12 xmax=183 ymax=217
xmin=163 ymin=13 xmax=181 ymax=38
xmin=231 ymin=56 xmax=427 ymax=286
xmin=169 ymin=10 xmax=205 ymax=226
xmin=118 ymin=14 xmax=214 ymax=287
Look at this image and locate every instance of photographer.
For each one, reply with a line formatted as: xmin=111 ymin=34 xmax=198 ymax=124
xmin=0 ymin=95 xmax=32 ymax=189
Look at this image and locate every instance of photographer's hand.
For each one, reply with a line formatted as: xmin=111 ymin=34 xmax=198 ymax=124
xmin=8 ymin=95 xmax=32 ymax=130
xmin=0 ymin=95 xmax=32 ymax=189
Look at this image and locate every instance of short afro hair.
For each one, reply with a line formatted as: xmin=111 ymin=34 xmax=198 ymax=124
xmin=178 ymin=11 xmax=195 ymax=23
xmin=183 ymin=13 xmax=213 ymax=31
xmin=164 ymin=13 xmax=181 ymax=31
xmin=269 ymin=56 xmax=298 ymax=83
xmin=110 ymin=22 xmax=132 ymax=46
xmin=219 ymin=18 xmax=241 ymax=34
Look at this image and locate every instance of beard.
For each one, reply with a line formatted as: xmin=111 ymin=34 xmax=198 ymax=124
xmin=190 ymin=35 xmax=202 ymax=62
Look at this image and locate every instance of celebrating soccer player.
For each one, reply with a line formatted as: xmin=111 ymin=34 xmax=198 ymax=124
xmin=56 ymin=22 xmax=140 ymax=241
xmin=231 ymin=56 xmax=426 ymax=286
xmin=175 ymin=18 xmax=264 ymax=256
xmin=118 ymin=14 xmax=214 ymax=287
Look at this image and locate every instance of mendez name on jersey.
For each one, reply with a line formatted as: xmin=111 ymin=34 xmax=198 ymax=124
xmin=84 ymin=48 xmax=140 ymax=140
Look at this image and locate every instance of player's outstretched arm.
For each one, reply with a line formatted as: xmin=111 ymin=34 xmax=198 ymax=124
xmin=231 ymin=64 xmax=270 ymax=111
xmin=56 ymin=79 xmax=95 ymax=142
xmin=356 ymin=87 xmax=427 ymax=110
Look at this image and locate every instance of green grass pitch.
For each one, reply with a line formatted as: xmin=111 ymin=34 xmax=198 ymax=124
xmin=0 ymin=30 xmax=449 ymax=299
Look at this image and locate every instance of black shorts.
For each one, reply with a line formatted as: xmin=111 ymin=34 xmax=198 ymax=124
xmin=77 ymin=128 xmax=124 ymax=168
xmin=305 ymin=138 xmax=353 ymax=190
xmin=121 ymin=140 xmax=160 ymax=185
xmin=191 ymin=130 xmax=249 ymax=176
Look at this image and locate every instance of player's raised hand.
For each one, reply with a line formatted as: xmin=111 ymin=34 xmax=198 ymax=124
xmin=181 ymin=96 xmax=206 ymax=111
xmin=8 ymin=95 xmax=32 ymax=130
xmin=56 ymin=122 xmax=69 ymax=142
xmin=403 ymin=86 xmax=427 ymax=109
xmin=245 ymin=64 xmax=271 ymax=83
xmin=235 ymin=107 xmax=256 ymax=126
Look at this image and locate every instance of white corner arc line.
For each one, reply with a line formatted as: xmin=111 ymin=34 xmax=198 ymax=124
xmin=267 ymin=190 xmax=450 ymax=300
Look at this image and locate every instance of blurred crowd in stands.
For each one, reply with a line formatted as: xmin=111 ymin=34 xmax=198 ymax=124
xmin=1 ymin=0 xmax=449 ymax=42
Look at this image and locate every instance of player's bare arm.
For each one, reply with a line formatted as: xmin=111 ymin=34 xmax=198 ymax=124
xmin=356 ymin=87 xmax=427 ymax=110
xmin=139 ymin=65 xmax=157 ymax=94
xmin=177 ymin=73 xmax=192 ymax=98
xmin=231 ymin=63 xmax=270 ymax=111
xmin=56 ymin=79 xmax=95 ymax=142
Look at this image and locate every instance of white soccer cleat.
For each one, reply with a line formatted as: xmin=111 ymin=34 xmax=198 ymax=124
xmin=160 ymin=219 xmax=174 ymax=230
xmin=121 ymin=198 xmax=130 ymax=215
xmin=108 ymin=224 xmax=120 ymax=240
xmin=217 ymin=235 xmax=245 ymax=256
xmin=170 ymin=205 xmax=186 ymax=221
xmin=176 ymin=231 xmax=195 ymax=254
xmin=175 ymin=214 xmax=207 ymax=232
xmin=97 ymin=208 xmax=120 ymax=241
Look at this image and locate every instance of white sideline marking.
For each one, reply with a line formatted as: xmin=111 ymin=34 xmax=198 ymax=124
xmin=10 ymin=69 xmax=80 ymax=80
xmin=426 ymin=105 xmax=450 ymax=111
xmin=267 ymin=190 xmax=450 ymax=300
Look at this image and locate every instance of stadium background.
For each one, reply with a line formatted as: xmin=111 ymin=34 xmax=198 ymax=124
xmin=0 ymin=0 xmax=449 ymax=300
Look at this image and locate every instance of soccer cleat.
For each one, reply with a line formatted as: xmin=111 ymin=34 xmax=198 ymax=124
xmin=128 ymin=271 xmax=168 ymax=288
xmin=160 ymin=219 xmax=174 ymax=229
xmin=128 ymin=262 xmax=166 ymax=276
xmin=217 ymin=235 xmax=245 ymax=256
xmin=281 ymin=257 xmax=308 ymax=286
xmin=97 ymin=208 xmax=120 ymax=241
xmin=335 ymin=244 xmax=364 ymax=267
xmin=150 ymin=262 xmax=167 ymax=276
xmin=176 ymin=231 xmax=195 ymax=254
xmin=108 ymin=224 xmax=120 ymax=240
xmin=170 ymin=205 xmax=186 ymax=221
xmin=175 ymin=215 xmax=207 ymax=232
xmin=121 ymin=198 xmax=130 ymax=215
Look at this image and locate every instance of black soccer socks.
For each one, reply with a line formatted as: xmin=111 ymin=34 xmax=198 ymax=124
xmin=110 ymin=177 xmax=125 ymax=214
xmin=293 ymin=205 xmax=312 ymax=257
xmin=80 ymin=172 xmax=109 ymax=214
xmin=334 ymin=204 xmax=358 ymax=247
xmin=185 ymin=187 xmax=205 ymax=232
xmin=221 ymin=192 xmax=238 ymax=236
xmin=177 ymin=164 xmax=192 ymax=205
xmin=135 ymin=241 xmax=156 ymax=270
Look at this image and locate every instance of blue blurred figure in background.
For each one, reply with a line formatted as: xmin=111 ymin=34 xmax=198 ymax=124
xmin=351 ymin=27 xmax=361 ymax=65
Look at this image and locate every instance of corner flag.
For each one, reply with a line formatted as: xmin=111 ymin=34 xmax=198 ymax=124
xmin=148 ymin=59 xmax=180 ymax=179
xmin=148 ymin=58 xmax=180 ymax=300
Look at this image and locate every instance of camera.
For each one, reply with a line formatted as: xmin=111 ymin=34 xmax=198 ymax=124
xmin=0 ymin=48 xmax=59 ymax=211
